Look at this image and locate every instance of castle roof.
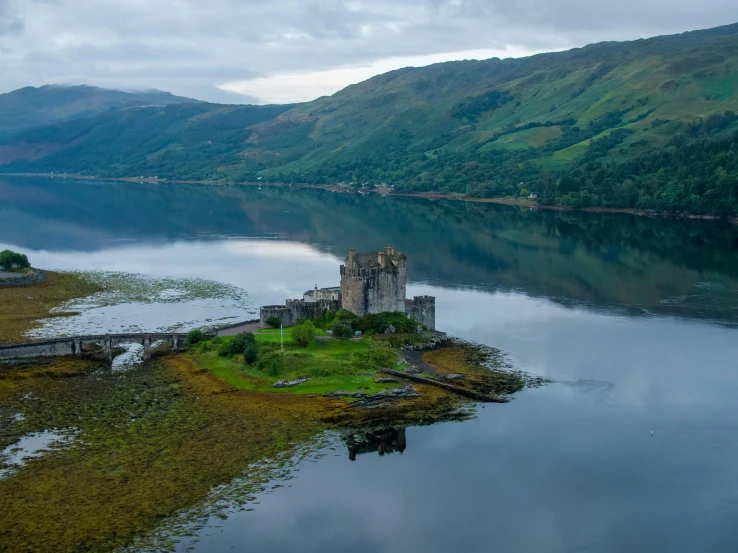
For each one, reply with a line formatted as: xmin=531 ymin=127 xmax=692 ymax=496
xmin=352 ymin=250 xmax=406 ymax=269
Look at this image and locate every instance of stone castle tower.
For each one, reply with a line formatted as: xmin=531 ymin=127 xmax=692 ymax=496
xmin=261 ymin=246 xmax=435 ymax=330
xmin=340 ymin=247 xmax=407 ymax=316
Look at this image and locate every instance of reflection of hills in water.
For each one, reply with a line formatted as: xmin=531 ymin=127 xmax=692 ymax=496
xmin=2 ymin=177 xmax=738 ymax=324
xmin=345 ymin=428 xmax=407 ymax=461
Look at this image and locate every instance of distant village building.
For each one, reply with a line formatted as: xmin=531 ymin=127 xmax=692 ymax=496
xmin=528 ymin=192 xmax=538 ymax=200
xmin=260 ymin=247 xmax=435 ymax=329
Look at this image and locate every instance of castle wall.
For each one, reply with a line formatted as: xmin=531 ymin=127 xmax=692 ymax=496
xmin=340 ymin=254 xmax=406 ymax=316
xmin=265 ymin=248 xmax=434 ymax=330
xmin=340 ymin=266 xmax=369 ymax=316
xmin=288 ymin=298 xmax=340 ymax=323
xmin=365 ymin=267 xmax=405 ymax=314
xmin=260 ymin=305 xmax=293 ymax=328
xmin=405 ymin=296 xmax=436 ymax=330
xmin=260 ymin=299 xmax=340 ymax=328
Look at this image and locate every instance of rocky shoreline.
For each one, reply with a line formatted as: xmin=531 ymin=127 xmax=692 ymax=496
xmin=0 ymin=268 xmax=48 ymax=288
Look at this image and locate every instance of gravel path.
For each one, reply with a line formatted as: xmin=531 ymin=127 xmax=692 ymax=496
xmin=217 ymin=321 xmax=261 ymax=336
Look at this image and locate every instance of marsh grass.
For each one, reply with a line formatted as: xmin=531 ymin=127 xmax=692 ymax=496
xmin=0 ymin=352 xmax=469 ymax=552
xmin=0 ymin=355 xmax=328 ymax=553
xmin=0 ymin=271 xmax=102 ymax=344
xmin=423 ymin=343 xmax=525 ymax=397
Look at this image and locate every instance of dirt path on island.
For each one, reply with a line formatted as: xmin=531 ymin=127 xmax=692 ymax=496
xmin=217 ymin=321 xmax=261 ymax=336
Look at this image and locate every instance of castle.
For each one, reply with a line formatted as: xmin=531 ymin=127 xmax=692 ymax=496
xmin=259 ymin=247 xmax=435 ymax=330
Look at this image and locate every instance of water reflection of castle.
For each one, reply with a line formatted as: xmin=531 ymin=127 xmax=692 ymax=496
xmin=346 ymin=428 xmax=407 ymax=461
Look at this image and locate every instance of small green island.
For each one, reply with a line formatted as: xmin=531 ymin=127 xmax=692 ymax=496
xmin=187 ymin=309 xmax=525 ymax=406
xmin=182 ymin=246 xmax=527 ymax=408
xmin=0 ymin=247 xmax=534 ymax=553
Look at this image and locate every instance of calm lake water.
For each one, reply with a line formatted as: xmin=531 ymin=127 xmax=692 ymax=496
xmin=3 ymin=176 xmax=738 ymax=552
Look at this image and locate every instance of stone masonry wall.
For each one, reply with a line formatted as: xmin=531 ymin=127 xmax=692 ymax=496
xmin=340 ymin=266 xmax=367 ymax=316
xmin=0 ymin=269 xmax=48 ymax=288
xmin=364 ymin=267 xmax=406 ymax=314
xmin=260 ymin=299 xmax=340 ymax=328
xmin=340 ymin=255 xmax=406 ymax=316
xmin=259 ymin=306 xmax=293 ymax=328
xmin=405 ymin=296 xmax=436 ymax=330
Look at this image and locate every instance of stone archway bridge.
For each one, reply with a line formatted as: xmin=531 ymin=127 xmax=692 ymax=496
xmin=0 ymin=332 xmax=200 ymax=362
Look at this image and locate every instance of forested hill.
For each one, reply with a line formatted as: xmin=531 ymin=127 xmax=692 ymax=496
xmin=2 ymin=23 xmax=738 ymax=215
xmin=0 ymin=85 xmax=198 ymax=138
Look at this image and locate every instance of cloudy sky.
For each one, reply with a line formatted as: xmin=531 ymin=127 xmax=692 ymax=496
xmin=0 ymin=0 xmax=736 ymax=104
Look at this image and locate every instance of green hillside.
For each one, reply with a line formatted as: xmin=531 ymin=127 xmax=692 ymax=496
xmin=2 ymin=24 xmax=738 ymax=214
xmin=0 ymin=85 xmax=198 ymax=138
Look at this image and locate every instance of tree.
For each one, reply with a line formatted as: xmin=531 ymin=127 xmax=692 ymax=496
xmin=292 ymin=320 xmax=316 ymax=347
xmin=331 ymin=322 xmax=353 ymax=339
xmin=228 ymin=332 xmax=256 ymax=355
xmin=0 ymin=250 xmax=30 ymax=271
xmin=186 ymin=329 xmax=204 ymax=345
xmin=265 ymin=315 xmax=282 ymax=329
xmin=268 ymin=357 xmax=279 ymax=377
xmin=243 ymin=342 xmax=259 ymax=364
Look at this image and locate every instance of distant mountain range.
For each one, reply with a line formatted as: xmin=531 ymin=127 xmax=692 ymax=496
xmin=0 ymin=85 xmax=198 ymax=138
xmin=1 ymin=23 xmax=738 ymax=216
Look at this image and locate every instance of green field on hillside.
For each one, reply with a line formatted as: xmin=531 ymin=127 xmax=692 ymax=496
xmin=2 ymin=23 xmax=738 ymax=214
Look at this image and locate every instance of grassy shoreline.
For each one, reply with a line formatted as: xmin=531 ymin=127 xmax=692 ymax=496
xmin=0 ymin=271 xmax=102 ymax=344
xmin=0 ymin=281 xmax=529 ymax=551
xmin=0 ymin=348 xmax=469 ymax=552
xmin=4 ymin=172 xmax=736 ymax=224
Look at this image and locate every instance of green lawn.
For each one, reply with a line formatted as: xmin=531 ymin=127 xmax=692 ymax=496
xmin=190 ymin=334 xmax=395 ymax=397
xmin=255 ymin=327 xmax=327 ymax=343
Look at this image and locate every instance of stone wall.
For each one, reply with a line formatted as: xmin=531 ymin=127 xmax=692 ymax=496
xmin=0 ymin=269 xmax=48 ymax=288
xmin=0 ymin=333 xmax=189 ymax=360
xmin=405 ymin=296 xmax=436 ymax=330
xmin=340 ymin=266 xmax=368 ymax=316
xmin=340 ymin=254 xmax=406 ymax=316
xmin=0 ymin=338 xmax=76 ymax=359
xmin=259 ymin=305 xmax=293 ymax=328
xmin=260 ymin=299 xmax=340 ymax=328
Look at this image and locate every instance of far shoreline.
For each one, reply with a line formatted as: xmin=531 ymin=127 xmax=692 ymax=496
xmin=3 ymin=172 xmax=736 ymax=226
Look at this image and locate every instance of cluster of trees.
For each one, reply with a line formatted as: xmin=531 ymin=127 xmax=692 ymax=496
xmin=313 ymin=309 xmax=422 ymax=336
xmin=278 ymin=111 xmax=738 ymax=217
xmin=0 ymin=250 xmax=30 ymax=271
xmin=451 ymin=90 xmax=514 ymax=121
xmin=540 ymin=112 xmax=738 ymax=215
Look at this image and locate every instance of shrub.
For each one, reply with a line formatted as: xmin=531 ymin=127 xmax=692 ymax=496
xmin=265 ymin=315 xmax=283 ymax=329
xmin=354 ymin=312 xmax=419 ymax=334
xmin=312 ymin=310 xmax=337 ymax=330
xmin=228 ymin=332 xmax=256 ymax=356
xmin=292 ymin=320 xmax=316 ymax=347
xmin=334 ymin=309 xmax=359 ymax=324
xmin=331 ymin=322 xmax=354 ymax=339
xmin=186 ymin=329 xmax=204 ymax=345
xmin=243 ymin=342 xmax=259 ymax=364
xmin=0 ymin=250 xmax=30 ymax=271
xmin=268 ymin=357 xmax=279 ymax=377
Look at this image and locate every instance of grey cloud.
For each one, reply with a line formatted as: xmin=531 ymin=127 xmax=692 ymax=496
xmin=0 ymin=0 xmax=736 ymax=102
xmin=0 ymin=0 xmax=23 ymax=35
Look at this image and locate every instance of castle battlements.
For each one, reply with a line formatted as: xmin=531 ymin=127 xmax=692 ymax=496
xmin=260 ymin=247 xmax=435 ymax=330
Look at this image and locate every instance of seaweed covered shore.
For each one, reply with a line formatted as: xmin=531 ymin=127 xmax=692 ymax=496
xmin=0 ymin=277 xmax=543 ymax=552
xmin=0 ymin=345 xmax=480 ymax=552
